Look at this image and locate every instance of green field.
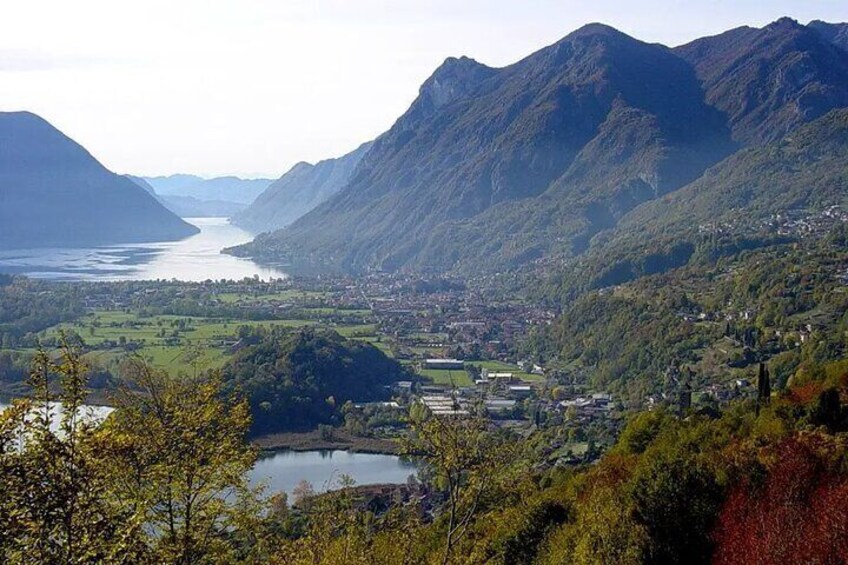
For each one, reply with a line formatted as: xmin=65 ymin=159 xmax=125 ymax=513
xmin=36 ymin=310 xmax=370 ymax=374
xmin=213 ymin=289 xmax=330 ymax=304
xmin=417 ymin=368 xmax=474 ymax=387
xmin=414 ymin=359 xmax=543 ymax=388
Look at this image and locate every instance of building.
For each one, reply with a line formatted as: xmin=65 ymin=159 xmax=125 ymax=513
xmin=420 ymin=395 xmax=468 ymax=417
xmin=484 ymin=398 xmax=517 ymax=413
xmin=423 ymin=358 xmax=465 ymax=370
xmin=560 ymin=393 xmax=612 ymax=417
xmin=483 ymin=370 xmax=515 ymax=382
xmin=508 ymin=385 xmax=533 ymax=398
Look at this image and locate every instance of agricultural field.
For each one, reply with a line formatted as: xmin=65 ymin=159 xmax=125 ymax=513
xmin=24 ymin=300 xmax=380 ymax=374
xmin=36 ymin=311 xmax=315 ymax=373
xmin=417 ymin=368 xmax=474 ymax=387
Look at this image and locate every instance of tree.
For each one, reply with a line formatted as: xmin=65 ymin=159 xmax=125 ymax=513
xmin=402 ymin=409 xmax=520 ymax=565
xmin=0 ymin=339 xmax=149 ymax=563
xmin=292 ymin=480 xmax=316 ymax=507
xmin=102 ymin=357 xmax=266 ymax=563
xmin=712 ymin=435 xmax=848 ymax=565
xmin=757 ymin=362 xmax=771 ymax=409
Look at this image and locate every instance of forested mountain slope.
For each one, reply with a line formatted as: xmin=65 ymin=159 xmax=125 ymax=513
xmin=232 ymin=141 xmax=373 ymax=233
xmin=563 ymin=108 xmax=848 ymax=293
xmin=231 ymin=24 xmax=734 ymax=271
xmin=231 ymin=19 xmax=848 ymax=277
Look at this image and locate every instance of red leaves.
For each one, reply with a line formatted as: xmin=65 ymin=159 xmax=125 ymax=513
xmin=712 ymin=435 xmax=848 ymax=565
xmin=783 ymin=380 xmax=824 ymax=406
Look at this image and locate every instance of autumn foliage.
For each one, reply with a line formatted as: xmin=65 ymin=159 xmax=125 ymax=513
xmin=713 ymin=435 xmax=848 ymax=565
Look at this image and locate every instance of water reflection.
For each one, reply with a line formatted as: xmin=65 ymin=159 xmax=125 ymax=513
xmin=0 ymin=399 xmax=416 ymax=495
xmin=249 ymin=449 xmax=417 ymax=497
xmin=0 ymin=218 xmax=288 ymax=281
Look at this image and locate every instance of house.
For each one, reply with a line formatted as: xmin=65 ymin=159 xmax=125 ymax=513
xmin=391 ymin=381 xmax=413 ymax=393
xmin=560 ymin=393 xmax=612 ymax=417
xmin=485 ymin=398 xmax=517 ymax=413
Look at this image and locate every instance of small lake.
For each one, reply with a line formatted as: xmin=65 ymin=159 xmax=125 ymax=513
xmin=250 ymin=449 xmax=418 ymax=497
xmin=0 ymin=400 xmax=415 ymax=496
xmin=0 ymin=217 xmax=287 ymax=282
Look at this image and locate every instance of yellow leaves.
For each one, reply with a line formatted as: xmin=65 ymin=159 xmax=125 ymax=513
xmin=0 ymin=345 xmax=271 ymax=564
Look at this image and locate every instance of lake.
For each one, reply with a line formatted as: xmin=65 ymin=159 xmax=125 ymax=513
xmin=0 ymin=399 xmax=415 ymax=496
xmin=250 ymin=449 xmax=417 ymax=497
xmin=0 ymin=217 xmax=287 ymax=281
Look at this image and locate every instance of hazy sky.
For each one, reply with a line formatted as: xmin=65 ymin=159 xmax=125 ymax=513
xmin=1 ymin=1 xmax=846 ymax=178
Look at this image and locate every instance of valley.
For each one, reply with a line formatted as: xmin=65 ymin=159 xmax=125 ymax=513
xmin=3 ymin=10 xmax=848 ymax=564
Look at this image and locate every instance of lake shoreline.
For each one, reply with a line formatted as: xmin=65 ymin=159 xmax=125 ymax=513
xmin=252 ymin=429 xmax=401 ymax=455
xmin=0 ymin=217 xmax=288 ymax=282
xmin=2 ymin=390 xmax=403 ymax=456
xmin=0 ymin=386 xmax=116 ymax=409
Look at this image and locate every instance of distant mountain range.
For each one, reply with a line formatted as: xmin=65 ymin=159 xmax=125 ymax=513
xmin=231 ymin=141 xmax=373 ymax=233
xmin=0 ymin=112 xmax=198 ymax=249
xmin=228 ymin=17 xmax=848 ymax=279
xmin=125 ymin=175 xmax=247 ymax=218
xmin=141 ymin=175 xmax=272 ymax=205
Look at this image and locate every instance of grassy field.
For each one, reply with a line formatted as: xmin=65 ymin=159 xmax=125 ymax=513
xmin=213 ymin=290 xmax=330 ymax=304
xmin=414 ymin=359 xmax=543 ymax=388
xmin=36 ymin=309 xmax=372 ymax=374
xmin=417 ymin=368 xmax=474 ymax=387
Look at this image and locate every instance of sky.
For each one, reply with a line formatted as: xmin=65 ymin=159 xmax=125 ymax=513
xmin=1 ymin=1 xmax=847 ymax=179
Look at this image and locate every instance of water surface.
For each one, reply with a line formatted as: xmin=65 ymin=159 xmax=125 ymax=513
xmin=0 ymin=400 xmax=415 ymax=496
xmin=0 ymin=218 xmax=287 ymax=281
xmin=250 ymin=449 xmax=417 ymax=497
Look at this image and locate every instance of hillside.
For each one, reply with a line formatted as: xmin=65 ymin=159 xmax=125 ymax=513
xmin=143 ymin=174 xmax=272 ymax=204
xmin=675 ymin=18 xmax=848 ymax=144
xmin=0 ymin=112 xmax=198 ymax=249
xmin=231 ymin=24 xmax=734 ymax=271
xmin=565 ymin=108 xmax=848 ymax=293
xmin=230 ymin=18 xmax=848 ymax=276
xmin=221 ymin=327 xmax=408 ymax=434
xmin=809 ymin=20 xmax=848 ymax=52
xmin=232 ymin=141 xmax=373 ymax=233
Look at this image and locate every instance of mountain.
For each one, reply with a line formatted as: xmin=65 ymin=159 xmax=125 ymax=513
xmin=809 ymin=20 xmax=848 ymax=52
xmin=230 ymin=24 xmax=734 ymax=271
xmin=138 ymin=173 xmax=203 ymax=194
xmin=0 ymin=112 xmax=198 ymax=249
xmin=229 ymin=19 xmax=848 ymax=277
xmin=126 ymin=175 xmax=245 ymax=218
xmin=565 ymin=108 xmax=848 ymax=292
xmin=143 ymin=175 xmax=272 ymax=205
xmin=231 ymin=141 xmax=373 ymax=233
xmin=158 ymin=195 xmax=246 ymax=218
xmin=675 ymin=18 xmax=848 ymax=144
xmin=124 ymin=174 xmax=159 ymax=198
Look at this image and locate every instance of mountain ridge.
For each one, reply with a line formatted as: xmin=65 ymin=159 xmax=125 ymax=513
xmin=229 ymin=18 xmax=848 ymax=279
xmin=232 ymin=141 xmax=373 ymax=233
xmin=142 ymin=174 xmax=272 ymax=205
xmin=0 ymin=111 xmax=198 ymax=249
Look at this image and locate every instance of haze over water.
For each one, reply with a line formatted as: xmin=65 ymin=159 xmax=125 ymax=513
xmin=0 ymin=218 xmax=288 ymax=281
